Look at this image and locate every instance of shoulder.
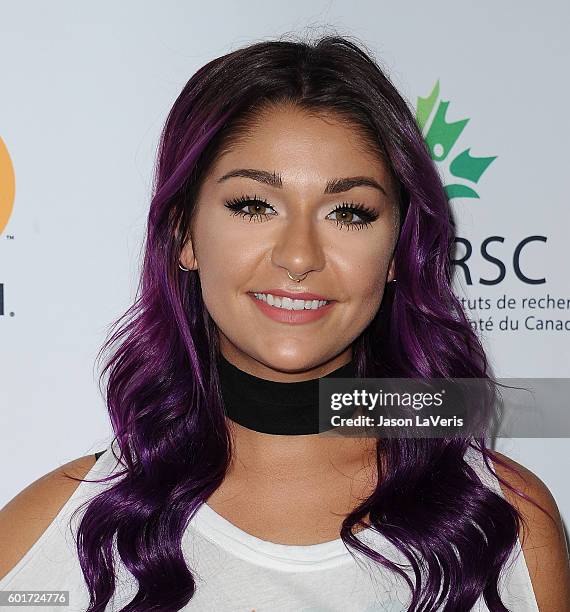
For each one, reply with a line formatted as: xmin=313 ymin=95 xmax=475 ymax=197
xmin=490 ymin=450 xmax=570 ymax=611
xmin=0 ymin=453 xmax=97 ymax=581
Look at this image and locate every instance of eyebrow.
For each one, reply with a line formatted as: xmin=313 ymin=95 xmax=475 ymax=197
xmin=216 ymin=168 xmax=388 ymax=197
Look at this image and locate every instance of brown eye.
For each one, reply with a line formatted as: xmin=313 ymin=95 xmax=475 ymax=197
xmin=224 ymin=195 xmax=276 ymax=223
xmin=246 ymin=202 xmax=268 ymax=215
xmin=224 ymin=195 xmax=379 ymax=231
xmin=334 ymin=210 xmax=354 ymax=223
xmin=327 ymin=202 xmax=380 ymax=231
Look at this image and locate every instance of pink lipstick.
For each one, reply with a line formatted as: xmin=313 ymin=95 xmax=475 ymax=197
xmin=248 ymin=292 xmax=336 ymax=325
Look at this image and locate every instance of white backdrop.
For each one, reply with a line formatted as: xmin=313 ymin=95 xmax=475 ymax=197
xmin=1 ymin=2 xmax=568 ymax=536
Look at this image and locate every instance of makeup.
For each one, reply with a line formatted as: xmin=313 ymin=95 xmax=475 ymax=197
xmin=248 ymin=292 xmax=336 ymax=324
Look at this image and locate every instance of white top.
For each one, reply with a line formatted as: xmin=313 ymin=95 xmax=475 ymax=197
xmin=0 ymin=441 xmax=539 ymax=611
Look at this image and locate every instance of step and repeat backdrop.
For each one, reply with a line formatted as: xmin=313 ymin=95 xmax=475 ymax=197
xmin=1 ymin=1 xmax=568 ymax=526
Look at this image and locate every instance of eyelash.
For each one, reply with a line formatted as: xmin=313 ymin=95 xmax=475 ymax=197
xmin=223 ymin=194 xmax=379 ymax=231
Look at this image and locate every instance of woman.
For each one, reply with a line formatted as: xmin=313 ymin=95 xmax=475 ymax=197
xmin=1 ymin=35 xmax=569 ymax=611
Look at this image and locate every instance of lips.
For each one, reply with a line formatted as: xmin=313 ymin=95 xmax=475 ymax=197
xmin=248 ymin=292 xmax=336 ymax=324
xmin=250 ymin=288 xmax=333 ymax=301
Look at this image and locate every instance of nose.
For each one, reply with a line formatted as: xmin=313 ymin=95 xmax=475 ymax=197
xmin=270 ymin=211 xmax=326 ymax=278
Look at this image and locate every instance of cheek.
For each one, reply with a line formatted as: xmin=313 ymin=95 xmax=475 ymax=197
xmin=339 ymin=238 xmax=390 ymax=297
xmin=333 ymin=240 xmax=391 ymax=333
xmin=193 ymin=215 xmax=254 ymax=317
xmin=194 ymin=208 xmax=244 ymax=280
xmin=198 ymin=249 xmax=244 ymax=317
xmin=352 ymin=277 xmax=386 ymax=324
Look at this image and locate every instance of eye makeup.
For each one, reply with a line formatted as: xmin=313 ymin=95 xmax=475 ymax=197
xmin=223 ymin=193 xmax=380 ymax=231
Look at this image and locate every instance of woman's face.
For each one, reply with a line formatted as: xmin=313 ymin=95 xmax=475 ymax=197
xmin=180 ymin=104 xmax=400 ymax=381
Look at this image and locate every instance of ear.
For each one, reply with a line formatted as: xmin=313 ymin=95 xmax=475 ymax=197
xmin=387 ymin=257 xmax=396 ymax=283
xmin=179 ymin=237 xmax=199 ymax=271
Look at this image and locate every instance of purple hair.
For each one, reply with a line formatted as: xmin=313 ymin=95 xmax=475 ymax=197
xmin=68 ymin=34 xmax=551 ymax=611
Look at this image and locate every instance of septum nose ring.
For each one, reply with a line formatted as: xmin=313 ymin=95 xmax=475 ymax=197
xmin=287 ymin=271 xmax=308 ymax=282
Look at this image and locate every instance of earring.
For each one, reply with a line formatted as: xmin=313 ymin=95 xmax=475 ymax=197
xmin=179 ymin=262 xmax=189 ymax=272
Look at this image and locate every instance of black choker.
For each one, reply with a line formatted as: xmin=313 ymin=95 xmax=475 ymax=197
xmin=217 ymin=354 xmax=356 ymax=435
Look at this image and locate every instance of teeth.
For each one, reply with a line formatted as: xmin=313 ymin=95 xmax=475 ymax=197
xmin=253 ymin=293 xmax=329 ymax=310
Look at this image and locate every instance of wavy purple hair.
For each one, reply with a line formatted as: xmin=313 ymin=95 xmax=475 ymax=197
xmin=68 ymin=34 xmax=551 ymax=611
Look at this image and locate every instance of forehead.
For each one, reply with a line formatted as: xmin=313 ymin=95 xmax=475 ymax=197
xmin=209 ymin=104 xmax=391 ymax=189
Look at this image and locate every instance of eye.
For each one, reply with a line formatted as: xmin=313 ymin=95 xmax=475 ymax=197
xmin=224 ymin=195 xmax=380 ymax=230
xmin=224 ymin=194 xmax=275 ymax=223
xmin=327 ymin=202 xmax=379 ymax=231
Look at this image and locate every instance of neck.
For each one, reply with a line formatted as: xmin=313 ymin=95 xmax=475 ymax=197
xmin=216 ymin=352 xmax=377 ymax=483
xmin=217 ymin=352 xmax=356 ymax=435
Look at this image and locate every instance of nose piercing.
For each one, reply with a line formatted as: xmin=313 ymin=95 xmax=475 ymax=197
xmin=287 ymin=271 xmax=308 ymax=282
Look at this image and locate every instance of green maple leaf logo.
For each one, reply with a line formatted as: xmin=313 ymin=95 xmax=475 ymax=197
xmin=416 ymin=80 xmax=497 ymax=200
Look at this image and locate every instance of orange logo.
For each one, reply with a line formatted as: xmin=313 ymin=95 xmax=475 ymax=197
xmin=0 ymin=136 xmax=15 ymax=235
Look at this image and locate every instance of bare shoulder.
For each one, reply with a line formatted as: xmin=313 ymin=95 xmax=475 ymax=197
xmin=491 ymin=450 xmax=570 ymax=612
xmin=0 ymin=453 xmax=97 ymax=581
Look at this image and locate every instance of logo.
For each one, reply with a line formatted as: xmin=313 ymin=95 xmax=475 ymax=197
xmin=416 ymin=80 xmax=496 ymax=200
xmin=0 ymin=136 xmax=15 ymax=235
xmin=415 ymin=81 xmax=545 ymax=287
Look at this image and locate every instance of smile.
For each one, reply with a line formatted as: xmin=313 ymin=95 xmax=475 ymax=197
xmin=248 ymin=292 xmax=336 ymax=325
xmin=252 ymin=292 xmax=330 ymax=310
